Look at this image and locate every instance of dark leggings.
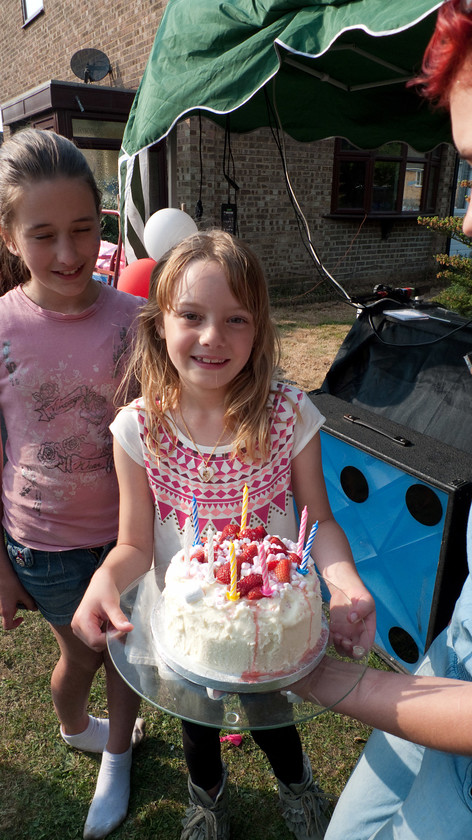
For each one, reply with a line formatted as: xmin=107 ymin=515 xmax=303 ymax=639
xmin=182 ymin=720 xmax=304 ymax=790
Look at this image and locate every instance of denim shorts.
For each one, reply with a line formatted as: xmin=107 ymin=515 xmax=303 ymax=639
xmin=5 ymin=531 xmax=115 ymax=626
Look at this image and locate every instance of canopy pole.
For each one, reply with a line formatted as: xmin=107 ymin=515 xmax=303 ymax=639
xmin=167 ymin=127 xmax=178 ymax=208
xmin=284 ymin=56 xmax=410 ymax=92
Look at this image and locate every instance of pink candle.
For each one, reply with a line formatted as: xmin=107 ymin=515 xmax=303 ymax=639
xmin=227 ymin=541 xmax=240 ymax=601
xmin=258 ymin=542 xmax=272 ymax=596
xmin=296 ymin=505 xmax=308 ymax=559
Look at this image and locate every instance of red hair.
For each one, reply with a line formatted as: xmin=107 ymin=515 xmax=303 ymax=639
xmin=412 ymin=0 xmax=472 ymax=108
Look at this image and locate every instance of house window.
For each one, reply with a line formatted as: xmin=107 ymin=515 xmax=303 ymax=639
xmin=454 ymin=158 xmax=472 ymax=213
xmin=450 ymin=158 xmax=472 ymax=258
xmin=331 ymin=140 xmax=442 ymax=217
xmin=70 ymin=119 xmax=127 ymax=244
xmin=72 ymin=118 xmax=125 ymax=211
xmin=70 ymin=117 xmax=167 ymax=245
xmin=22 ymin=0 xmax=44 ymax=25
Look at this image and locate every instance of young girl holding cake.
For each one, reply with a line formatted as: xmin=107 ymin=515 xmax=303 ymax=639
xmin=73 ymin=228 xmax=376 ymax=840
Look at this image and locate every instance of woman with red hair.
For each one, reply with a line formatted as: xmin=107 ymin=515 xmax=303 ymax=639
xmin=297 ymin=3 xmax=472 ymax=838
xmin=414 ymin=0 xmax=472 ymax=108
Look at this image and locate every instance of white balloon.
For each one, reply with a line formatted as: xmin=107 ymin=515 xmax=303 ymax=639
xmin=143 ymin=208 xmax=198 ymax=261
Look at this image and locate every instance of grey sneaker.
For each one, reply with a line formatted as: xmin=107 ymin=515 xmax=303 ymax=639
xmin=181 ymin=765 xmax=230 ymax=840
xmin=278 ymin=753 xmax=333 ymax=840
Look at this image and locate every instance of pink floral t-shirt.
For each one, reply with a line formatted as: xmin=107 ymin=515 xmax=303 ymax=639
xmin=0 ymin=283 xmax=142 ymax=550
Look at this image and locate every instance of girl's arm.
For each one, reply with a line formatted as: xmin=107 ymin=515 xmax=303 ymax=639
xmin=71 ymin=439 xmax=154 ymax=651
xmin=0 ymin=436 xmax=37 ymax=630
xmin=292 ymin=656 xmax=472 ymax=756
xmin=0 ymin=546 xmax=38 ymax=630
xmin=291 ymin=432 xmax=376 ymax=655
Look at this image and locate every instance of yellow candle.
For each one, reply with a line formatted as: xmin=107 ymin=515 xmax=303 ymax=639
xmin=240 ymin=483 xmax=249 ymax=532
xmin=227 ymin=541 xmax=240 ymax=601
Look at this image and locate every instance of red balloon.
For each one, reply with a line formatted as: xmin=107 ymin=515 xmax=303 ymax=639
xmin=117 ymin=258 xmax=156 ymax=298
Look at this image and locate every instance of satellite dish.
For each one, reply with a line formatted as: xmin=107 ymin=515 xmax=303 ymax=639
xmin=70 ymin=49 xmax=111 ymax=83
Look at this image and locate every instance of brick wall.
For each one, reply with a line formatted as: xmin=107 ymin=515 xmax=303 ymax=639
xmin=0 ymin=0 xmax=166 ymax=96
xmin=176 ymin=117 xmax=456 ymax=297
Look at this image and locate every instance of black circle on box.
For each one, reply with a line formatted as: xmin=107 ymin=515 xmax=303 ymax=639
xmin=340 ymin=466 xmax=369 ymax=503
xmin=388 ymin=626 xmax=419 ymax=664
xmin=405 ymin=484 xmax=443 ymax=527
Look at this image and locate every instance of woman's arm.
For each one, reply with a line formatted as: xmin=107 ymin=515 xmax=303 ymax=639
xmin=293 ymin=656 xmax=472 ymax=756
xmin=291 ymin=432 xmax=376 ymax=655
xmin=71 ymin=439 xmax=154 ymax=651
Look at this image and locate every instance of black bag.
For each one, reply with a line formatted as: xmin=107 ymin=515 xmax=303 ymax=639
xmin=321 ymin=299 xmax=472 ymax=455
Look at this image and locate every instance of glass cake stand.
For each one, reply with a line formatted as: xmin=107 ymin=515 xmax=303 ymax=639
xmin=107 ymin=568 xmax=369 ymax=730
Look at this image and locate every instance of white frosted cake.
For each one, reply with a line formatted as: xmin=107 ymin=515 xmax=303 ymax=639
xmin=161 ymin=525 xmax=323 ymax=680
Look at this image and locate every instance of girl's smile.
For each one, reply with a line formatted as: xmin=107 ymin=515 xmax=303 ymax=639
xmin=192 ymin=355 xmax=229 ymax=367
xmin=158 ymin=259 xmax=255 ymax=404
xmin=5 ymin=176 xmax=101 ymax=313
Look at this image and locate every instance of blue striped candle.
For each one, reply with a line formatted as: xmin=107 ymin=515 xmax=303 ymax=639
xmin=192 ymin=494 xmax=201 ymax=546
xmin=300 ymin=520 xmax=318 ymax=573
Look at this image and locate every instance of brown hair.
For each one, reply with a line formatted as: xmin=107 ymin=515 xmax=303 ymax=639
xmin=123 ymin=229 xmax=281 ymax=462
xmin=0 ymin=128 xmax=101 ymax=293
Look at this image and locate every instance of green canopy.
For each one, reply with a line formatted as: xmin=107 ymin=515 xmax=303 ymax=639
xmin=120 ymin=0 xmax=451 ymax=260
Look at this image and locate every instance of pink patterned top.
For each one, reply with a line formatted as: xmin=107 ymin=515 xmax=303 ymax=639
xmin=0 ymin=283 xmax=143 ymax=550
xmin=110 ymin=382 xmax=325 ymax=566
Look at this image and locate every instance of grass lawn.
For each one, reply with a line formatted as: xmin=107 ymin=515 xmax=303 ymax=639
xmin=0 ymin=608 xmax=383 ymax=839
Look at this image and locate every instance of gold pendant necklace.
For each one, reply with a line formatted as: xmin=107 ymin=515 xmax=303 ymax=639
xmin=178 ymin=413 xmax=227 ymax=483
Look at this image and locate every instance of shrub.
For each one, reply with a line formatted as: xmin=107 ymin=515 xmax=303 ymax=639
xmin=418 ymin=180 xmax=472 ymax=316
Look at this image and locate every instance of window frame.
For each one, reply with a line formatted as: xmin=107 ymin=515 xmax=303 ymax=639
xmin=330 ymin=139 xmax=443 ymax=219
xmin=21 ymin=0 xmax=44 ymax=26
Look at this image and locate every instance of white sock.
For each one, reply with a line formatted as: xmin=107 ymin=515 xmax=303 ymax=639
xmin=83 ymin=747 xmax=132 ymax=840
xmin=61 ymin=716 xmax=145 ymax=753
xmin=61 ymin=716 xmax=109 ymax=753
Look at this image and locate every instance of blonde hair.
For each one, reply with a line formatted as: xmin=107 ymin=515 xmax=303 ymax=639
xmin=123 ymin=229 xmax=280 ymax=461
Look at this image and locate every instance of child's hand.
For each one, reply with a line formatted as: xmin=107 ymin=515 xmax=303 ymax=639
xmin=72 ymin=596 xmax=133 ymax=652
xmin=71 ymin=569 xmax=133 ymax=651
xmin=327 ymin=586 xmax=376 ymax=659
xmin=0 ymin=571 xmax=37 ymax=631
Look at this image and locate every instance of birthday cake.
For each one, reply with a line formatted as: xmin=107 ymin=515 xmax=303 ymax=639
xmin=161 ymin=524 xmax=324 ymax=681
